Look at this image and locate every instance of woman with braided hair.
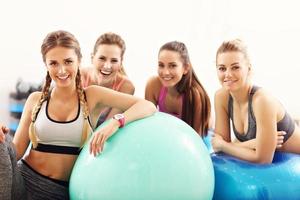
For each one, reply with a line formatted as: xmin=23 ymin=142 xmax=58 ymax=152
xmin=145 ymin=41 xmax=212 ymax=137
xmin=0 ymin=30 xmax=156 ymax=200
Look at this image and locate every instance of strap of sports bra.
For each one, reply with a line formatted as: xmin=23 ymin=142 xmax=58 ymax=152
xmin=112 ymin=78 xmax=126 ymax=91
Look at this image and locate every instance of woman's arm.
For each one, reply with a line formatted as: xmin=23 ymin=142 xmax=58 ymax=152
xmin=233 ymin=131 xmax=285 ymax=149
xmin=105 ymin=79 xmax=135 ymax=120
xmin=13 ymin=92 xmax=41 ymax=160
xmin=212 ymin=92 xmax=278 ymax=164
xmin=214 ymin=89 xmax=231 ymax=141
xmin=145 ymin=76 xmax=161 ymax=106
xmin=86 ymin=85 xmax=156 ymax=156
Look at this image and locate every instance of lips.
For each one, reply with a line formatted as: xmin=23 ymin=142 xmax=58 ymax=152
xmin=57 ymin=74 xmax=69 ymax=80
xmin=162 ymin=77 xmax=172 ymax=81
xmin=100 ymin=70 xmax=112 ymax=76
xmin=224 ymin=79 xmax=236 ymax=84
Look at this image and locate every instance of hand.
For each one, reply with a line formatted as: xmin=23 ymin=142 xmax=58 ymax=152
xmin=0 ymin=125 xmax=9 ymax=143
xmin=276 ymin=131 xmax=286 ymax=149
xmin=211 ymin=133 xmax=226 ymax=153
xmin=89 ymin=119 xmax=119 ymax=156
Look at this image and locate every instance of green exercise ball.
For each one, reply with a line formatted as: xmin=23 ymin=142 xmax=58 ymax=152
xmin=69 ymin=112 xmax=214 ymax=200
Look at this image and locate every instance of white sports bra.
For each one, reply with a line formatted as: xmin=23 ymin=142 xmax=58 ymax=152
xmin=33 ymin=98 xmax=84 ymax=155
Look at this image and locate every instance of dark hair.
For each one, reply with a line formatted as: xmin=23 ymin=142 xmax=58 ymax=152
xmin=159 ymin=41 xmax=211 ymax=136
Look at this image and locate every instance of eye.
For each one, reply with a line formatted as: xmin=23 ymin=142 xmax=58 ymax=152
xmin=218 ymin=66 xmax=226 ymax=72
xmin=111 ymin=59 xmax=118 ymax=63
xmin=48 ymin=61 xmax=58 ymax=67
xmin=158 ymin=63 xmax=164 ymax=68
xmin=170 ymin=64 xmax=177 ymax=68
xmin=65 ymin=59 xmax=73 ymax=65
xmin=98 ymin=56 xmax=105 ymax=61
xmin=232 ymin=66 xmax=240 ymax=70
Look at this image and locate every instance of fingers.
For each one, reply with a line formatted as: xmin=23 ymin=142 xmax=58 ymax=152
xmin=1 ymin=125 xmax=9 ymax=134
xmin=0 ymin=125 xmax=8 ymax=143
xmin=276 ymin=131 xmax=286 ymax=149
xmin=0 ymin=133 xmax=5 ymax=143
xmin=277 ymin=131 xmax=287 ymax=136
xmin=89 ymin=132 xmax=108 ymax=157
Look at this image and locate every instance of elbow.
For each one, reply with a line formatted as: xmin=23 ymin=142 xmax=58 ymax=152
xmin=255 ymin=159 xmax=272 ymax=164
xmin=144 ymin=99 xmax=157 ymax=115
xmin=253 ymin=155 xmax=273 ymax=164
xmin=149 ymin=101 xmax=157 ymax=114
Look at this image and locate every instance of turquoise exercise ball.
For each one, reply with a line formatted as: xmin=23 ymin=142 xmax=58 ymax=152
xmin=69 ymin=112 xmax=214 ymax=200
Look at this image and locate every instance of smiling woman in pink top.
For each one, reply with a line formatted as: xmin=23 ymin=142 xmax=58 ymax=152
xmin=81 ymin=32 xmax=135 ymax=129
xmin=145 ymin=41 xmax=211 ymax=137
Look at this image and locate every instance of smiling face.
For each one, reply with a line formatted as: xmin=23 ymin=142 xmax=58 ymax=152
xmin=45 ymin=46 xmax=79 ymax=88
xmin=91 ymin=44 xmax=122 ymax=85
xmin=157 ymin=50 xmax=188 ymax=88
xmin=216 ymin=51 xmax=251 ymax=91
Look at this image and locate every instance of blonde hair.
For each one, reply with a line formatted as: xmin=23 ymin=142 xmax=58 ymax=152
xmin=29 ymin=30 xmax=91 ymax=148
xmin=216 ymin=39 xmax=250 ymax=64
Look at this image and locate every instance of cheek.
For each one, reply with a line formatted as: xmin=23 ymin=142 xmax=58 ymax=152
xmin=157 ymin=68 xmax=162 ymax=75
xmin=113 ymin=63 xmax=121 ymax=71
xmin=217 ymin=72 xmax=224 ymax=79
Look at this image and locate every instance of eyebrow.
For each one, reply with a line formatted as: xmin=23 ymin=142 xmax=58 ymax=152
xmin=230 ymin=62 xmax=239 ymax=66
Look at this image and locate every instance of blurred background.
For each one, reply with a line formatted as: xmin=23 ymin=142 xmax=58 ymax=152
xmin=1 ymin=0 xmax=300 ymax=130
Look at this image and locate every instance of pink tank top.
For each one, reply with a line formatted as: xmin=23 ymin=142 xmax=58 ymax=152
xmin=158 ymin=87 xmax=183 ymax=118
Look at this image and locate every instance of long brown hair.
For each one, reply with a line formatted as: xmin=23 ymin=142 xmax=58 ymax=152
xmin=29 ymin=30 xmax=91 ymax=148
xmin=93 ymin=32 xmax=127 ymax=75
xmin=159 ymin=41 xmax=211 ymax=137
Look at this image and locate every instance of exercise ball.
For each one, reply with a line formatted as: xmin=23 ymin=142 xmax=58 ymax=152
xmin=212 ymin=152 xmax=300 ymax=200
xmin=203 ymin=130 xmax=214 ymax=153
xmin=70 ymin=112 xmax=214 ymax=200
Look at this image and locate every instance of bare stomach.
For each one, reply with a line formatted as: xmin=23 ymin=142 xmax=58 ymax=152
xmin=24 ymin=149 xmax=78 ymax=181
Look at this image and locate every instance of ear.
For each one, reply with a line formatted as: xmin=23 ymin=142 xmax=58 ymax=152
xmin=183 ymin=64 xmax=191 ymax=75
xmin=90 ymin=53 xmax=94 ymax=63
xmin=248 ymin=63 xmax=252 ymax=71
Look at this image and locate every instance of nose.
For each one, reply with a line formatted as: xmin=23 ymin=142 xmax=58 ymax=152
xmin=160 ymin=67 xmax=170 ymax=75
xmin=103 ymin=61 xmax=112 ymax=69
xmin=58 ymin=64 xmax=66 ymax=74
xmin=224 ymin=69 xmax=232 ymax=78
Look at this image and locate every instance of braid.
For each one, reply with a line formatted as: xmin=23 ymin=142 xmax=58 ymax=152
xmin=29 ymin=72 xmax=52 ymax=148
xmin=76 ymin=69 xmax=92 ymax=146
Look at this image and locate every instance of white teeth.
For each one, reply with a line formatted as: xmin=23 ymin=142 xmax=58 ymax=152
xmin=100 ymin=70 xmax=112 ymax=75
xmin=163 ymin=77 xmax=172 ymax=81
xmin=57 ymin=75 xmax=69 ymax=80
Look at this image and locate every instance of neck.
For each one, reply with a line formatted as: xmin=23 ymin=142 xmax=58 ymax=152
xmin=230 ymin=84 xmax=252 ymax=106
xmin=100 ymin=74 xmax=119 ymax=88
xmin=167 ymin=86 xmax=181 ymax=97
xmin=52 ymin=86 xmax=78 ymax=101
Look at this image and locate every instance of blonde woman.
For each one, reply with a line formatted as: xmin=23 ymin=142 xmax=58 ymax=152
xmin=81 ymin=32 xmax=135 ymax=128
xmin=212 ymin=39 xmax=300 ymax=164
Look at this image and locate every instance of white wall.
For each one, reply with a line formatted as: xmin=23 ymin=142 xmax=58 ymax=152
xmin=1 ymin=0 xmax=300 ymax=125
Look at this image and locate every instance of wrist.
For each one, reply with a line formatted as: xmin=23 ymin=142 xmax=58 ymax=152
xmin=113 ymin=113 xmax=125 ymax=128
xmin=220 ymin=140 xmax=227 ymax=151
